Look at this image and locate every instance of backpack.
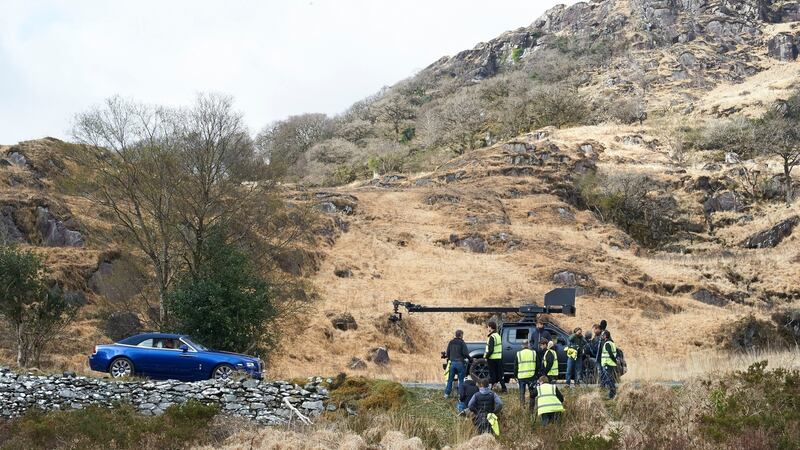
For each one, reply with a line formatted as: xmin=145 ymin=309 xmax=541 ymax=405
xmin=616 ymin=347 xmax=627 ymax=376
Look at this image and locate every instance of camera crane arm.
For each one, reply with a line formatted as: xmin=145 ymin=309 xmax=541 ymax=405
xmin=389 ymin=288 xmax=577 ymax=322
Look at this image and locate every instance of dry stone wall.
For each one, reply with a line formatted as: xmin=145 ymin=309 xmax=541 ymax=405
xmin=0 ymin=367 xmax=330 ymax=425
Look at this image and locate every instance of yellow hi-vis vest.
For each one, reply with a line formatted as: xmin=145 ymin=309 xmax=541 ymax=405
xmin=536 ymin=383 xmax=564 ymax=416
xmin=566 ymin=347 xmax=578 ymax=360
xmin=485 ymin=332 xmax=502 ymax=360
xmin=516 ymin=349 xmax=536 ymax=379
xmin=601 ymin=341 xmax=617 ymax=367
xmin=487 ymin=413 xmax=500 ymax=436
xmin=547 ymin=349 xmax=559 ymax=376
xmin=443 ymin=360 xmax=451 ymax=380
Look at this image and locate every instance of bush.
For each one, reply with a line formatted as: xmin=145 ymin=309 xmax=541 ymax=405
xmin=165 ymin=230 xmax=278 ymax=356
xmin=0 ymin=401 xmax=220 ymax=450
xmin=700 ymin=361 xmax=800 ymax=449
xmin=0 ymin=245 xmax=78 ymax=368
xmin=577 ymin=171 xmax=684 ymax=247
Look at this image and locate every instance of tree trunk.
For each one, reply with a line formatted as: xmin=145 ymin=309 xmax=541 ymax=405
xmin=785 ymin=160 xmax=793 ymax=204
xmin=16 ymin=323 xmax=27 ymax=368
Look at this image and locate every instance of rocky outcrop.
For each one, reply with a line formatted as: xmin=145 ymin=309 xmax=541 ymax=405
xmin=740 ymin=216 xmax=799 ymax=248
xmin=0 ymin=367 xmax=330 ymax=423
xmin=36 ymin=206 xmax=83 ymax=247
xmin=692 ymin=288 xmax=728 ymax=307
xmin=767 ymin=32 xmax=799 ymax=60
xmin=703 ymin=191 xmax=743 ymax=213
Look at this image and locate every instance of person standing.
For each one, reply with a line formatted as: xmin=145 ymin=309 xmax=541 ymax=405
xmin=544 ymin=341 xmax=559 ymax=383
xmin=529 ymin=319 xmax=552 ymax=347
xmin=468 ymin=378 xmax=503 ymax=435
xmin=533 ymin=375 xmax=565 ymax=426
xmin=445 ymin=329 xmax=470 ymax=399
xmin=484 ymin=322 xmax=507 ymax=393
xmin=565 ymin=327 xmax=586 ymax=387
xmin=599 ymin=330 xmax=618 ymax=399
xmin=514 ymin=340 xmax=537 ymax=409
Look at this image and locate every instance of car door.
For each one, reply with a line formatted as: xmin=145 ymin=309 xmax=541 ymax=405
xmin=146 ymin=338 xmax=193 ymax=380
xmin=502 ymin=326 xmax=531 ymax=375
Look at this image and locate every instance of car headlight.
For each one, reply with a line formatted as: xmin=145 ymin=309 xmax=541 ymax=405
xmin=245 ymin=362 xmax=255 ymax=368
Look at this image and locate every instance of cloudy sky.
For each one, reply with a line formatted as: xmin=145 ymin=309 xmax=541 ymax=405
xmin=0 ymin=0 xmax=572 ymax=144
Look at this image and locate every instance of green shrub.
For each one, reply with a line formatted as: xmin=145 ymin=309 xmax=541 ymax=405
xmin=511 ymin=47 xmax=523 ymax=63
xmin=0 ymin=401 xmax=220 ymax=450
xmin=165 ymin=230 xmax=278 ymax=356
xmin=700 ymin=361 xmax=800 ymax=449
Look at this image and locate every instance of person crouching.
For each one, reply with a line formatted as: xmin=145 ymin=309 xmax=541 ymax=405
xmin=533 ymin=375 xmax=564 ymax=426
xmin=468 ymin=378 xmax=503 ymax=435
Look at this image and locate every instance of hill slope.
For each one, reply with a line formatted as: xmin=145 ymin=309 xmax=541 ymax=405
xmin=1 ymin=0 xmax=799 ymax=379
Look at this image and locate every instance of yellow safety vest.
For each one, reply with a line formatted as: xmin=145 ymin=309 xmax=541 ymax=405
xmin=601 ymin=341 xmax=617 ymax=367
xmin=547 ymin=349 xmax=559 ymax=376
xmin=487 ymin=413 xmax=500 ymax=436
xmin=485 ymin=332 xmax=502 ymax=360
xmin=443 ymin=360 xmax=451 ymax=380
xmin=566 ymin=347 xmax=578 ymax=360
xmin=536 ymin=383 xmax=564 ymax=416
xmin=516 ymin=349 xmax=536 ymax=379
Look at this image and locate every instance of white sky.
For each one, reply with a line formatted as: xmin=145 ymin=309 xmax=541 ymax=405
xmin=0 ymin=0 xmax=573 ymax=144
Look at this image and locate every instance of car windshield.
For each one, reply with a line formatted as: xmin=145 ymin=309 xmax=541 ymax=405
xmin=183 ymin=337 xmax=208 ymax=351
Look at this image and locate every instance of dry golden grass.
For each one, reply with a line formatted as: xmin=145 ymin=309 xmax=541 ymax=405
xmin=628 ymin=347 xmax=800 ymax=381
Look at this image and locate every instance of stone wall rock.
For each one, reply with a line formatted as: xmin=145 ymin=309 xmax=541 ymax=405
xmin=0 ymin=367 xmax=329 ymax=425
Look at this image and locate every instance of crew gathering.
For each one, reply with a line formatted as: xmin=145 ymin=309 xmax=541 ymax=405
xmin=443 ymin=319 xmax=620 ymax=436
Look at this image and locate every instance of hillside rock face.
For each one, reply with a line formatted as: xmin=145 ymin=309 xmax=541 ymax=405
xmin=421 ymin=0 xmax=796 ymax=87
xmin=768 ymin=32 xmax=799 ymax=60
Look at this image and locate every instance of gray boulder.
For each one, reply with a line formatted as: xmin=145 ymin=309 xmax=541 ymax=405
xmin=740 ymin=216 xmax=799 ymax=249
xmin=703 ymin=191 xmax=742 ymax=213
xmin=35 ymin=207 xmax=84 ymax=247
xmin=767 ymin=33 xmax=798 ymax=61
xmin=368 ymin=347 xmax=390 ymax=365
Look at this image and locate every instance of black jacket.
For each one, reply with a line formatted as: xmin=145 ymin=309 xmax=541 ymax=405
xmin=446 ymin=337 xmax=470 ymax=362
xmin=459 ymin=379 xmax=479 ymax=404
xmin=529 ymin=328 xmax=552 ymax=347
xmin=543 ymin=349 xmax=557 ymax=376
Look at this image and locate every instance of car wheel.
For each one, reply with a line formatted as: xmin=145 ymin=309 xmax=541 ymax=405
xmin=212 ymin=364 xmax=235 ymax=380
xmin=469 ymin=358 xmax=492 ymax=381
xmin=109 ymin=357 xmax=134 ymax=378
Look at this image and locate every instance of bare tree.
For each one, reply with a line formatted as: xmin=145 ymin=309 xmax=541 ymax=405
xmin=424 ymin=93 xmax=487 ymax=154
xmin=73 ymin=97 xmax=182 ymax=322
xmin=529 ymin=84 xmax=587 ymax=129
xmin=255 ymin=113 xmax=332 ymax=179
xmin=379 ymin=95 xmax=416 ymax=139
xmin=755 ymin=116 xmax=800 ymax=203
xmin=73 ymin=94 xmax=296 ymax=324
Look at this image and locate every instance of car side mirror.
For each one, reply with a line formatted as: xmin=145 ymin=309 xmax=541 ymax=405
xmin=180 ymin=344 xmax=189 ymax=353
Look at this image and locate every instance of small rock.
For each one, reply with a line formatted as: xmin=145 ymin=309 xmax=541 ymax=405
xmin=368 ymin=347 xmax=390 ymax=365
xmin=348 ymin=357 xmax=367 ymax=370
xmin=301 ymin=400 xmax=324 ymax=411
xmin=334 ymin=266 xmax=353 ymax=278
xmin=331 ymin=313 xmax=358 ymax=331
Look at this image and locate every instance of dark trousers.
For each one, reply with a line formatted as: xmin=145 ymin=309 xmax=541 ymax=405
xmin=487 ymin=359 xmax=506 ymax=390
xmin=444 ymin=361 xmax=465 ymax=397
xmin=566 ymin=356 xmax=582 ymax=385
xmin=540 ymin=412 xmax=562 ymax=426
xmin=518 ymin=378 xmax=535 ymax=409
xmin=600 ymin=365 xmax=617 ymax=398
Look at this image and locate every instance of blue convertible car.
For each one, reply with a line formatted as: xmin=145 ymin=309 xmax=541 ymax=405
xmin=89 ymin=333 xmax=263 ymax=381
